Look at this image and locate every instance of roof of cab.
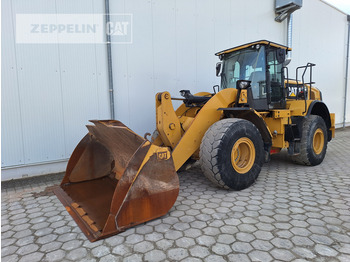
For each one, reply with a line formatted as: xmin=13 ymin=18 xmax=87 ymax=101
xmin=215 ymin=40 xmax=291 ymax=56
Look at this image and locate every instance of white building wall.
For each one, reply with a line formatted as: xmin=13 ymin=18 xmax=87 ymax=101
xmin=347 ymin=39 xmax=350 ymax=125
xmin=1 ymin=0 xmax=110 ymax=180
xmin=111 ymin=0 xmax=349 ymax=136
xmin=290 ymin=0 xmax=349 ymax=126
xmin=2 ymin=0 xmax=349 ymax=180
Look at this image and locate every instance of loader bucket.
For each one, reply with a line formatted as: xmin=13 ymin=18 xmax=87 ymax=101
xmin=54 ymin=120 xmax=179 ymax=242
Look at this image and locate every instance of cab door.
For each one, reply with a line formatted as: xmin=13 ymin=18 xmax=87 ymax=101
xmin=266 ymin=48 xmax=286 ymax=109
xmin=245 ymin=45 xmax=268 ymax=111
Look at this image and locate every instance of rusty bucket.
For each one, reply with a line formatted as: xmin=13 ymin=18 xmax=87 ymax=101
xmin=54 ymin=120 xmax=179 ymax=242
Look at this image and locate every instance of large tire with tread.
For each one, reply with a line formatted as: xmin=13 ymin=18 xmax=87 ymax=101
xmin=292 ymin=115 xmax=327 ymax=166
xmin=199 ymin=118 xmax=264 ymax=190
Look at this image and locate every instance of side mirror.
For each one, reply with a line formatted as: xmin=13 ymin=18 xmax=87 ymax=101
xmin=216 ymin=62 xmax=222 ymax=76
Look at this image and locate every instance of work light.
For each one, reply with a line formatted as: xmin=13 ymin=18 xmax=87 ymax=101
xmin=237 ymin=80 xmax=251 ymax=89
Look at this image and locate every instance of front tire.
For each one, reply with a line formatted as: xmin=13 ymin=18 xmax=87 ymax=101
xmin=292 ymin=115 xmax=328 ymax=166
xmin=199 ymin=118 xmax=264 ymax=190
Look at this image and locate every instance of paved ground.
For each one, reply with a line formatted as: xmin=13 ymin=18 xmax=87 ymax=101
xmin=2 ymin=128 xmax=350 ymax=262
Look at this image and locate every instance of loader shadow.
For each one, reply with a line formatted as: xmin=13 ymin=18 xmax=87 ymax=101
xmin=268 ymin=149 xmax=294 ymax=165
xmin=2 ymin=172 xmax=64 ymax=196
xmin=176 ymin=152 xmax=295 ymax=191
xmin=32 ymin=185 xmax=57 ymax=197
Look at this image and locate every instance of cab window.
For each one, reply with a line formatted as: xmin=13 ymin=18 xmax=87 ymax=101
xmin=220 ymin=45 xmax=266 ymax=101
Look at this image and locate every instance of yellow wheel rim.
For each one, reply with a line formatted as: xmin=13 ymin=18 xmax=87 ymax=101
xmin=313 ymin=128 xmax=324 ymax=155
xmin=231 ymin=137 xmax=255 ymax=174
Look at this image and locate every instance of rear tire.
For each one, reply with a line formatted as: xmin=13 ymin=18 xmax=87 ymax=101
xmin=199 ymin=118 xmax=264 ymax=190
xmin=292 ymin=115 xmax=327 ymax=166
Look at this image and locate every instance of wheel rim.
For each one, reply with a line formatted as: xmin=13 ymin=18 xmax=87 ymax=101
xmin=313 ymin=128 xmax=324 ymax=155
xmin=231 ymin=137 xmax=255 ymax=174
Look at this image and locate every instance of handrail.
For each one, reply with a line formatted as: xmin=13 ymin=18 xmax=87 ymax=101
xmin=295 ymin=63 xmax=316 ymax=114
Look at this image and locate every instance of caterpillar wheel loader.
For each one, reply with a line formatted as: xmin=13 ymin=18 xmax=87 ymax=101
xmin=54 ymin=40 xmax=335 ymax=241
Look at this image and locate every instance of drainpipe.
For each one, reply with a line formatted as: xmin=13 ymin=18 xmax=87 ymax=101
xmin=105 ymin=0 xmax=115 ymax=120
xmin=343 ymin=15 xmax=350 ymax=128
xmin=285 ymin=14 xmax=293 ymax=66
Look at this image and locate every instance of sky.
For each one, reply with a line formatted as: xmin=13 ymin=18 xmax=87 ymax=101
xmin=323 ymin=0 xmax=350 ymax=14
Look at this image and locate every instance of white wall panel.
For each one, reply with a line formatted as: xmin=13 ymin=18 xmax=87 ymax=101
xmin=212 ymin=0 xmax=232 ymax=89
xmin=347 ymin=41 xmax=350 ymax=125
xmin=110 ymin=0 xmax=130 ymax=127
xmin=55 ymin=0 xmax=110 ymax=157
xmin=2 ymin=0 xmax=110 ymax=175
xmin=11 ymin=0 xmax=66 ymax=164
xmin=1 ymin=0 xmax=25 ymax=167
xmin=152 ymin=1 xmax=183 ymax=113
xmin=175 ymin=0 xmax=197 ymax=92
xmin=291 ymin=0 xmax=348 ymax=125
xmin=213 ymin=1 xmax=231 ymax=52
xmin=152 ymin=1 xmax=177 ymax=93
xmin=195 ymin=0 xmax=216 ymax=92
xmin=94 ymin=0 xmax=110 ymax=123
xmin=125 ymin=0 xmax=155 ymax=135
xmin=92 ymin=0 xmax=110 ymax=108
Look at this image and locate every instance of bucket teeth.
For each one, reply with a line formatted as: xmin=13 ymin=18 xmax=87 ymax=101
xmin=82 ymin=215 xmax=95 ymax=226
xmin=90 ymin=224 xmax=100 ymax=232
xmin=75 ymin=207 xmax=86 ymax=216
xmin=71 ymin=202 xmax=102 ymax=233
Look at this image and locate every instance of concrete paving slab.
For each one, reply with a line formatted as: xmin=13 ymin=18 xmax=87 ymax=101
xmin=2 ymin=128 xmax=350 ymax=261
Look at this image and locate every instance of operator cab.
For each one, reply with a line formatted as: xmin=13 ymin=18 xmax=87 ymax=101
xmin=216 ymin=40 xmax=290 ymax=111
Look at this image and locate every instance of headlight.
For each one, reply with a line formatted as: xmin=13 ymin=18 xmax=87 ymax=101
xmin=237 ymin=80 xmax=251 ymax=89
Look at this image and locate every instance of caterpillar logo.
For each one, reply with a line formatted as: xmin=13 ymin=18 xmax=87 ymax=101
xmin=156 ymin=150 xmax=170 ymax=161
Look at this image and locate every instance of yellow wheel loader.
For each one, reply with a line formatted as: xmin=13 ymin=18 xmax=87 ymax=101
xmin=54 ymin=40 xmax=335 ymax=241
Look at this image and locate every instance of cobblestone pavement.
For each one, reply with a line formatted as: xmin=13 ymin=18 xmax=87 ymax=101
xmin=2 ymin=128 xmax=350 ymax=262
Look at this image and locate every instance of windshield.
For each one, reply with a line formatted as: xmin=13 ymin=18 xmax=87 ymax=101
xmin=220 ymin=46 xmax=266 ymax=99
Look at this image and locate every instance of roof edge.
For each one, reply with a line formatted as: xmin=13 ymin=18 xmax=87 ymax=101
xmin=215 ymin=40 xmax=291 ymax=56
xmin=319 ymin=0 xmax=348 ymax=16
